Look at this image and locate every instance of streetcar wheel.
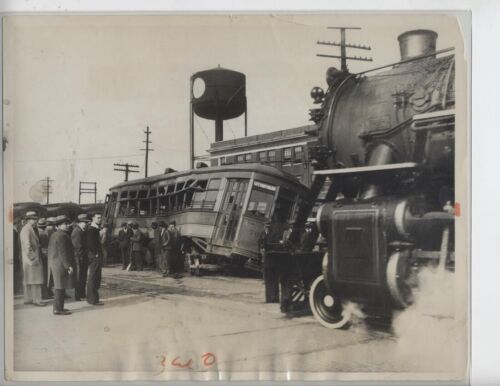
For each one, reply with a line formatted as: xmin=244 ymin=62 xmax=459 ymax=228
xmin=309 ymin=275 xmax=351 ymax=329
xmin=386 ymin=251 xmax=415 ymax=308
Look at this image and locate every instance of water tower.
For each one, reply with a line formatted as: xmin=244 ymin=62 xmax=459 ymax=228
xmin=189 ymin=66 xmax=247 ymax=168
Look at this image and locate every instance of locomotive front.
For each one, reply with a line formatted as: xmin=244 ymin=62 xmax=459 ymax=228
xmin=307 ymin=30 xmax=456 ymax=328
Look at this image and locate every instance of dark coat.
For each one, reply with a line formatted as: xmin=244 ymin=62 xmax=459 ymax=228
xmin=117 ymin=228 xmax=130 ymax=248
xmin=71 ymin=225 xmax=87 ymax=263
xmin=161 ymin=229 xmax=173 ymax=250
xmin=86 ymin=225 xmax=101 ymax=262
xmin=130 ymin=229 xmax=144 ymax=252
xmin=48 ymin=230 xmax=76 ymax=290
xmin=258 ymin=230 xmax=274 ymax=251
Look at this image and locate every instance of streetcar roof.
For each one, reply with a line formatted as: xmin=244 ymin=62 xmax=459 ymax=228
xmin=109 ymin=163 xmax=308 ymax=192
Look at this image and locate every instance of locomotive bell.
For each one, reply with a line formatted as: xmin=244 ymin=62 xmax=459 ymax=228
xmin=397 ymin=29 xmax=438 ymax=60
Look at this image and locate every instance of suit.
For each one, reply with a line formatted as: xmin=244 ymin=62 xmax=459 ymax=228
xmin=130 ymin=228 xmax=144 ymax=270
xmin=159 ymin=228 xmax=174 ymax=275
xmin=48 ymin=229 xmax=76 ymax=311
xmin=86 ymin=225 xmax=102 ymax=304
xmin=117 ymin=228 xmax=131 ymax=268
xmin=71 ymin=225 xmax=88 ymax=299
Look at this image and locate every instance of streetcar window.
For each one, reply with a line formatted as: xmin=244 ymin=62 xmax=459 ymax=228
xmin=158 ymin=186 xmax=166 ymax=195
xmin=192 ymin=180 xmax=208 ymax=209
xmin=151 ymin=198 xmax=158 ymax=214
xmin=268 ymin=150 xmax=276 ymax=161
xmin=236 ymin=154 xmax=245 ymax=163
xmin=184 ymin=180 xmax=196 ymax=208
xmin=246 ymin=181 xmax=276 ymax=218
xmin=245 ymin=153 xmax=253 ymax=163
xmin=138 ymin=190 xmax=148 ymax=199
xmin=120 ymin=191 xmax=128 ymax=199
xmin=139 ymin=200 xmax=149 ymax=215
xmin=220 ymin=157 xmax=227 ymax=165
xmin=294 ymin=146 xmax=304 ymax=162
xmin=129 ymin=191 xmax=138 ymax=199
xmin=148 ymin=188 xmax=157 ymax=197
xmin=258 ymin=151 xmax=267 ymax=162
xmin=208 ymin=178 xmax=221 ymax=190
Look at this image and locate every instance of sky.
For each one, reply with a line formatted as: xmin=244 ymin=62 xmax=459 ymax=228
xmin=3 ymin=14 xmax=463 ymax=204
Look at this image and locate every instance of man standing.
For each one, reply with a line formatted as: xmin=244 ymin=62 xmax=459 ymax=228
xmin=20 ymin=211 xmax=46 ymax=306
xmin=169 ymin=221 xmax=183 ymax=275
xmin=158 ymin=222 xmax=168 ymax=277
xmin=48 ymin=215 xmax=76 ymax=315
xmin=86 ymin=213 xmax=104 ymax=306
xmin=99 ymin=223 xmax=109 ymax=266
xmin=258 ymin=222 xmax=279 ymax=304
xmin=71 ymin=214 xmax=90 ymax=301
xmin=46 ymin=217 xmax=56 ymax=239
xmin=37 ymin=218 xmax=53 ymax=300
xmin=117 ymin=222 xmax=130 ymax=270
xmin=148 ymin=222 xmax=161 ymax=269
xmin=129 ymin=223 xmax=144 ymax=271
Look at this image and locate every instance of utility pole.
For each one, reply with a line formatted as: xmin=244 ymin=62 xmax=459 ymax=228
xmin=140 ymin=126 xmax=154 ymax=178
xmin=316 ymin=27 xmax=372 ymax=72
xmin=113 ymin=163 xmax=139 ymax=182
xmin=79 ymin=182 xmax=97 ymax=204
xmin=41 ymin=177 xmax=53 ymax=204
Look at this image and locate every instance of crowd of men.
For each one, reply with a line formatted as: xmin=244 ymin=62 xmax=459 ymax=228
xmin=13 ymin=213 xmax=185 ymax=315
xmin=117 ymin=220 xmax=183 ymax=278
xmin=13 ymin=211 xmax=105 ymax=315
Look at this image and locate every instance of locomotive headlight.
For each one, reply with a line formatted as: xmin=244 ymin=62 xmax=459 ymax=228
xmin=310 ymin=86 xmax=325 ymax=104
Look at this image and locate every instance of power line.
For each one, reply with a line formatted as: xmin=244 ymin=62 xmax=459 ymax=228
xmin=113 ymin=163 xmax=139 ymax=182
xmin=15 ymin=153 xmax=143 ymax=163
xmin=140 ymin=126 xmax=154 ymax=178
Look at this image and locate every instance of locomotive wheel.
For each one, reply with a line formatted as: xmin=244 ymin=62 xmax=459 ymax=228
xmin=309 ymin=276 xmax=351 ymax=329
xmin=386 ymin=251 xmax=415 ymax=308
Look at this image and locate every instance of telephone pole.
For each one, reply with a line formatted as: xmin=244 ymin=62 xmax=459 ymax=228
xmin=41 ymin=177 xmax=53 ymax=204
xmin=140 ymin=126 xmax=154 ymax=178
xmin=113 ymin=163 xmax=139 ymax=182
xmin=316 ymin=27 xmax=372 ymax=72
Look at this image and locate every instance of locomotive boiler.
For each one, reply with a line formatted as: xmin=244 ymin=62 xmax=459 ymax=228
xmin=303 ymin=30 xmax=456 ymax=328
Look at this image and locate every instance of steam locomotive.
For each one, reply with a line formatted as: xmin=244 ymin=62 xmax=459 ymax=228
xmin=299 ymin=30 xmax=456 ymax=328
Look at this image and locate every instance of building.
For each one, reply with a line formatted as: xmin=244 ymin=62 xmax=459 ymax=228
xmin=207 ymin=125 xmax=318 ymax=186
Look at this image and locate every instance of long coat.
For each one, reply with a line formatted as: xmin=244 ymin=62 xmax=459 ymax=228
xmin=20 ymin=223 xmax=44 ymax=285
xmin=71 ymin=226 xmax=87 ymax=264
xmin=48 ymin=230 xmax=76 ymax=290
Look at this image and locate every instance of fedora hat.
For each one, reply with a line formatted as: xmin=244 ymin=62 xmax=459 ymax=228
xmin=37 ymin=218 xmax=47 ymax=227
xmin=55 ymin=215 xmax=70 ymax=225
xmin=25 ymin=211 xmax=39 ymax=220
xmin=77 ymin=213 xmax=91 ymax=223
xmin=46 ymin=217 xmax=56 ymax=225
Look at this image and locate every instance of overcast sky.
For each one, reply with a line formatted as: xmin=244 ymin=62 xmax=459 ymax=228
xmin=4 ymin=14 xmax=462 ymax=203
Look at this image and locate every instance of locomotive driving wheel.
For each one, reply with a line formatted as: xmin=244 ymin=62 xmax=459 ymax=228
xmin=386 ymin=251 xmax=416 ymax=308
xmin=309 ymin=275 xmax=351 ymax=329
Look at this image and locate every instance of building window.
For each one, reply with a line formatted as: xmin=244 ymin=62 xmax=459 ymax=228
xmin=294 ymin=146 xmax=304 ymax=162
xmin=283 ymin=147 xmax=292 ymax=162
xmin=236 ymin=154 xmax=245 ymax=163
xmin=245 ymin=153 xmax=253 ymax=163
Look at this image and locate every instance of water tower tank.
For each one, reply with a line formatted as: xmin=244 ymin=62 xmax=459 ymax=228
xmin=191 ymin=67 xmax=246 ymax=120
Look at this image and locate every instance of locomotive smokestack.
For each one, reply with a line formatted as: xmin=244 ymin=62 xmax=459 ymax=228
xmin=397 ymin=29 xmax=438 ymax=60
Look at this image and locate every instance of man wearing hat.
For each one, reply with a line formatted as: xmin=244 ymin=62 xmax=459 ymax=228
xmin=258 ymin=222 xmax=279 ymax=303
xmin=129 ymin=222 xmax=145 ymax=271
xmin=48 ymin=215 xmax=77 ymax=315
xmin=147 ymin=221 xmax=161 ymax=269
xmin=71 ymin=213 xmax=90 ymax=301
xmin=158 ymin=221 xmax=168 ymax=276
xmin=37 ymin=218 xmax=53 ymax=299
xmin=117 ymin=222 xmax=131 ymax=270
xmin=46 ymin=217 xmax=56 ymax=239
xmin=86 ymin=212 xmax=104 ymax=305
xmin=20 ymin=211 xmax=45 ymax=306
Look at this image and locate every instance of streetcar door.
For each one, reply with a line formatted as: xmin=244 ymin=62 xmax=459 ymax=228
xmin=214 ymin=178 xmax=249 ymax=247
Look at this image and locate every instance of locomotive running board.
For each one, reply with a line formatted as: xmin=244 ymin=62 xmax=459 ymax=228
xmin=313 ymin=162 xmax=417 ymax=176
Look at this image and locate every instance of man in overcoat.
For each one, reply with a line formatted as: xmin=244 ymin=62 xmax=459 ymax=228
xmin=129 ymin=223 xmax=145 ymax=271
xmin=37 ymin=218 xmax=53 ymax=300
xmin=158 ymin=221 xmax=169 ymax=277
xmin=117 ymin=222 xmax=130 ymax=270
xmin=169 ymin=221 xmax=184 ymax=275
xmin=71 ymin=214 xmax=90 ymax=301
xmin=20 ymin=211 xmax=46 ymax=306
xmin=47 ymin=215 xmax=76 ymax=315
xmin=258 ymin=222 xmax=279 ymax=304
xmin=86 ymin=213 xmax=104 ymax=305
